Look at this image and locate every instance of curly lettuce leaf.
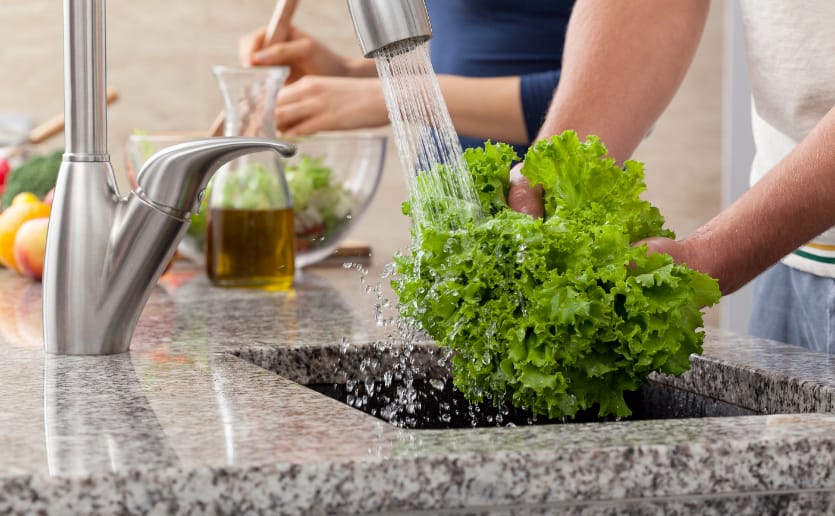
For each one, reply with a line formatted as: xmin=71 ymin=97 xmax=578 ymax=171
xmin=393 ymin=131 xmax=721 ymax=419
xmin=524 ymin=132 xmax=673 ymax=241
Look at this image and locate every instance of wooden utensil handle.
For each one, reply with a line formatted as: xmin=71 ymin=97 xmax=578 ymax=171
xmin=209 ymin=112 xmax=226 ymax=138
xmin=28 ymin=87 xmax=119 ymax=144
xmin=264 ymin=0 xmax=299 ymax=45
xmin=209 ymin=0 xmax=299 ymax=137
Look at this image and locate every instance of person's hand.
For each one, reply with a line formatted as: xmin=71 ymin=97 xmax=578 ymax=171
xmin=275 ymin=76 xmax=388 ymax=136
xmin=507 ymin=162 xmax=544 ymax=218
xmin=638 ymin=235 xmax=734 ymax=294
xmin=239 ymin=25 xmax=354 ymax=82
xmin=638 ymin=237 xmax=695 ymax=266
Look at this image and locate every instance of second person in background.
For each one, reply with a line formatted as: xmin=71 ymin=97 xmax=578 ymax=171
xmin=239 ymin=0 xmax=575 ymax=156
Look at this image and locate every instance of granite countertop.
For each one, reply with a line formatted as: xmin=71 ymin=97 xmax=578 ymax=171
xmin=3 ymin=264 xmax=835 ymax=514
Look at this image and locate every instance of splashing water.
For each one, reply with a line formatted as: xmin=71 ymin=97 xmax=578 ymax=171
xmin=336 ymin=262 xmax=525 ymax=429
xmin=374 ymin=41 xmax=483 ymax=228
xmin=325 ymin=41 xmax=516 ymax=429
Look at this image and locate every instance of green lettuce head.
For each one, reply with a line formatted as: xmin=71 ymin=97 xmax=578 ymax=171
xmin=393 ymin=131 xmax=721 ymax=419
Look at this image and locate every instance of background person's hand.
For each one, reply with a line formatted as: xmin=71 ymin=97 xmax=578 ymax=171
xmin=275 ymin=76 xmax=388 ymax=136
xmin=507 ymin=162 xmax=544 ymax=218
xmin=239 ymin=25 xmax=356 ymax=82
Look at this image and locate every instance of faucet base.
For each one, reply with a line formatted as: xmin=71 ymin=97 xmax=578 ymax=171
xmin=42 ymin=160 xmax=188 ymax=355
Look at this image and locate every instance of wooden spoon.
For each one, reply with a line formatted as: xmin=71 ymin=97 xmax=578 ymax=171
xmin=209 ymin=0 xmax=300 ymax=137
xmin=5 ymin=87 xmax=119 ymax=158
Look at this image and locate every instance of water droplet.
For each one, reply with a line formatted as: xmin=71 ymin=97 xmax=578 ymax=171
xmin=364 ymin=379 xmax=376 ymax=394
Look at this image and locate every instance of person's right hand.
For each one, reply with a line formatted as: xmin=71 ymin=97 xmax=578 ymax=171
xmin=275 ymin=76 xmax=388 ymax=136
xmin=507 ymin=162 xmax=544 ymax=218
xmin=239 ymin=25 xmax=353 ymax=83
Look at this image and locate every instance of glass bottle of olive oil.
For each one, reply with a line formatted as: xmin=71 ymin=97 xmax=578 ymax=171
xmin=208 ymin=65 xmax=295 ymax=290
xmin=206 ymin=207 xmax=295 ymax=290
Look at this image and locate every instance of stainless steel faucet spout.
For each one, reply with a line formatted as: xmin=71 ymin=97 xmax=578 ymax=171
xmin=137 ymin=138 xmax=295 ymax=213
xmin=45 ymin=0 xmax=297 ymax=355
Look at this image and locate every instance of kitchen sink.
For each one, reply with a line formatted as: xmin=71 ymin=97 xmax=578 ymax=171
xmin=235 ymin=342 xmax=759 ymax=429
xmin=307 ymin=377 xmax=756 ymax=429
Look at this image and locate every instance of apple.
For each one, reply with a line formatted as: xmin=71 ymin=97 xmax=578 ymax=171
xmin=43 ymin=188 xmax=55 ymax=206
xmin=13 ymin=217 xmax=49 ymax=280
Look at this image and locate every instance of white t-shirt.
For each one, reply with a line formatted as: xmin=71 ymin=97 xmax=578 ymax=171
xmin=739 ymin=1 xmax=835 ymax=277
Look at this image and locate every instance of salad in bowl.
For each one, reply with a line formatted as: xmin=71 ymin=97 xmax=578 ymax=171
xmin=288 ymin=155 xmax=355 ymax=252
xmin=179 ymin=132 xmax=386 ymax=268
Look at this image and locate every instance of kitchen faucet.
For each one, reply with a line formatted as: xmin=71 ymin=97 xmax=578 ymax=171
xmin=43 ymin=0 xmax=432 ymax=355
xmin=43 ymin=0 xmax=296 ymax=355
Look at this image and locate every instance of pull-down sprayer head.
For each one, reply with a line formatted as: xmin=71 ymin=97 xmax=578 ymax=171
xmin=346 ymin=0 xmax=432 ymax=57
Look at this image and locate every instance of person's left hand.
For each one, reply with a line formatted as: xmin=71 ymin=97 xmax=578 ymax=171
xmin=638 ymin=236 xmax=693 ymax=265
xmin=638 ymin=235 xmax=728 ymax=290
xmin=275 ymin=76 xmax=388 ymax=136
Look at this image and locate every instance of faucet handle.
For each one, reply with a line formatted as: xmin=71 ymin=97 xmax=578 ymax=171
xmin=136 ymin=137 xmax=296 ymax=214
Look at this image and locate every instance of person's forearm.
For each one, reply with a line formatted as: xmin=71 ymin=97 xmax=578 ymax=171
xmin=344 ymin=58 xmax=378 ymax=78
xmin=438 ymin=75 xmax=528 ymax=145
xmin=682 ymin=105 xmax=835 ymax=294
xmin=537 ymin=0 xmax=710 ymax=160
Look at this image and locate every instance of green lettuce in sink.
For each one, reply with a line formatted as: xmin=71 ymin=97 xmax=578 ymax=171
xmin=393 ymin=131 xmax=721 ymax=419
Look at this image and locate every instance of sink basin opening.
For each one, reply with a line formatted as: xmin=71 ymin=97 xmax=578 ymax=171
xmin=233 ymin=342 xmax=758 ymax=429
xmin=306 ymin=376 xmax=757 ymax=429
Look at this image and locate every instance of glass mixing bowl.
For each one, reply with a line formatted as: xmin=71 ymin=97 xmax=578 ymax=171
xmin=126 ymin=132 xmax=387 ymax=269
xmin=284 ymin=133 xmax=387 ymax=268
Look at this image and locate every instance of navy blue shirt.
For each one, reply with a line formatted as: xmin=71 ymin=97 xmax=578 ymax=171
xmin=426 ymin=0 xmax=574 ymax=156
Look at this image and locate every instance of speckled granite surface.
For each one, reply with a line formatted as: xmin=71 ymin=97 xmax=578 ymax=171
xmin=3 ymin=265 xmax=835 ymax=514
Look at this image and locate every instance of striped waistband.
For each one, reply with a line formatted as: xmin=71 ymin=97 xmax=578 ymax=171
xmin=785 ymin=242 xmax=835 ymax=278
xmin=795 ymin=242 xmax=835 ymax=264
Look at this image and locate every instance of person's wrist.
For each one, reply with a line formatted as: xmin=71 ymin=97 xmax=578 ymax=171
xmin=343 ymin=58 xmax=375 ymax=78
xmin=679 ymin=230 xmax=734 ymax=294
xmin=357 ymin=78 xmax=389 ymax=125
